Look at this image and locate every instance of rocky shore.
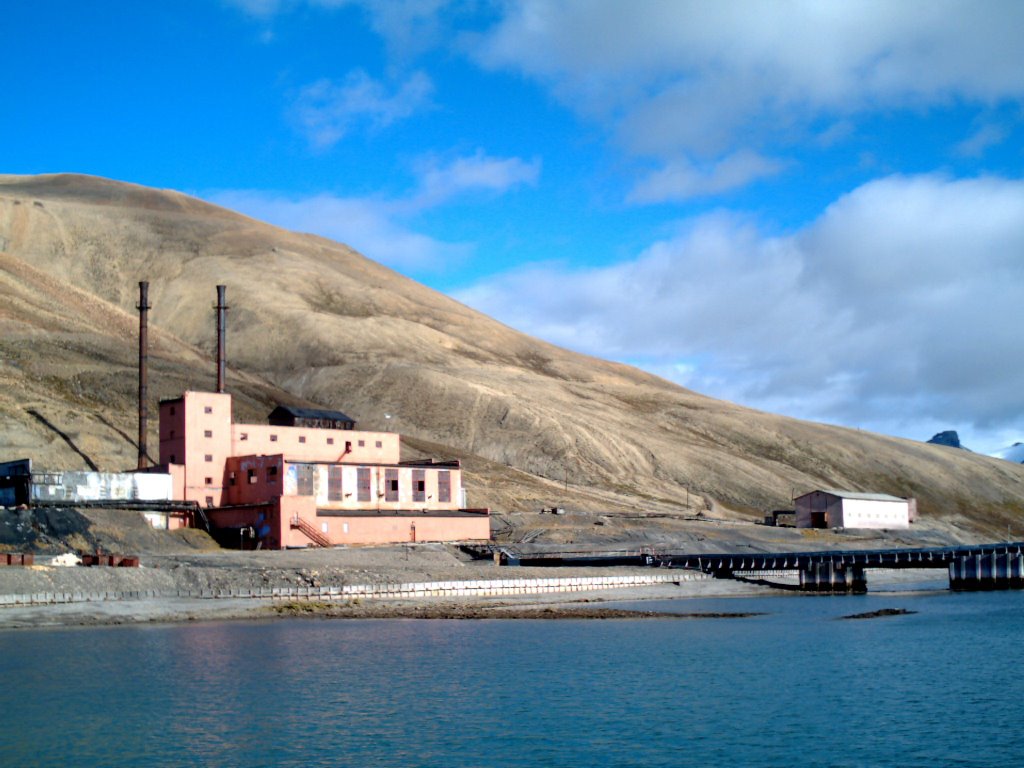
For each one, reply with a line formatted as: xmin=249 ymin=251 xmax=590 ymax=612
xmin=0 ymin=542 xmax=781 ymax=629
xmin=0 ymin=508 xmax=953 ymax=630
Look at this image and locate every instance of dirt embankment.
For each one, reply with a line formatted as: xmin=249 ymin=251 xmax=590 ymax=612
xmin=0 ymin=499 xmax=990 ymax=604
xmin=0 ymin=506 xmax=217 ymax=556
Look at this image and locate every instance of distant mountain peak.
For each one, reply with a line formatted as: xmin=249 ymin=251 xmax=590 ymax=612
xmin=927 ymin=430 xmax=967 ymax=449
xmin=992 ymin=442 xmax=1024 ymax=464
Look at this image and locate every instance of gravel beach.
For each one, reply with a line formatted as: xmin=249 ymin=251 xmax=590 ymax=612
xmin=0 ymin=543 xmax=782 ymax=629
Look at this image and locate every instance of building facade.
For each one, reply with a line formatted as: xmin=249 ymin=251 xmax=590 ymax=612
xmin=157 ymin=391 xmax=489 ymax=548
xmin=795 ymin=490 xmax=915 ymax=530
xmin=0 ymin=458 xmax=183 ymax=530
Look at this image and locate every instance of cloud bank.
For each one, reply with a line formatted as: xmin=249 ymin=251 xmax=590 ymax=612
xmin=472 ymin=0 xmax=1024 ymax=201
xmin=207 ymin=150 xmax=539 ymax=270
xmin=455 ymin=174 xmax=1024 ymax=447
xmin=475 ymin=1 xmax=1024 ymax=154
xmin=292 ymin=70 xmax=434 ymax=149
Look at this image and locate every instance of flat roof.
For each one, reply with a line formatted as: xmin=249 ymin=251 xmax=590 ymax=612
xmin=227 ymin=454 xmax=458 ymax=469
xmin=316 ymin=509 xmax=487 ymax=518
xmin=801 ymin=489 xmax=907 ymax=503
xmin=270 ymin=405 xmax=355 ymax=422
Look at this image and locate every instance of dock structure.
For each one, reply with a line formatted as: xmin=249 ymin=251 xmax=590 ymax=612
xmin=470 ymin=542 xmax=1024 ymax=594
xmin=947 ymin=551 xmax=1024 ymax=591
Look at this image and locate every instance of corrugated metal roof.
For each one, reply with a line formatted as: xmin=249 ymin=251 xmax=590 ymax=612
xmin=269 ymin=405 xmax=355 ymax=422
xmin=816 ymin=489 xmax=907 ymax=503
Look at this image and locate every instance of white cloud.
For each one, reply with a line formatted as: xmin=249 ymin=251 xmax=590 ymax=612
xmin=473 ymin=1 xmax=1024 ymax=163
xmin=206 ymin=150 xmax=536 ymax=270
xmin=291 ymin=70 xmax=434 ymax=149
xmin=355 ymin=0 xmax=452 ymax=62
xmin=455 ymin=174 xmax=1024 ymax=450
xmin=208 ymin=190 xmax=469 ymax=270
xmin=412 ymin=151 xmax=541 ymax=207
xmin=956 ymin=123 xmax=1009 ymax=157
xmin=223 ymin=0 xmax=292 ymax=18
xmin=628 ymin=151 xmax=786 ymax=203
xmin=227 ymin=0 xmax=454 ymax=59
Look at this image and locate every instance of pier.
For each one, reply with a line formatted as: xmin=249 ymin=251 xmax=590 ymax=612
xmin=469 ymin=542 xmax=1024 ymax=593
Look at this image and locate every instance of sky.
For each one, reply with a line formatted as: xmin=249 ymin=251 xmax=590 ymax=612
xmin=4 ymin=1 xmax=1024 ymax=454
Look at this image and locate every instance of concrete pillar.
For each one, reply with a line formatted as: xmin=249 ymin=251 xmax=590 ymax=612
xmin=800 ymin=563 xmax=867 ymax=593
xmin=949 ymin=553 xmax=1024 ymax=591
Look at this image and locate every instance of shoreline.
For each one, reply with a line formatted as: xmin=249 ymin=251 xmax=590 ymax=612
xmin=0 ymin=543 xmax=952 ymax=630
xmin=0 ymin=579 xmax=779 ymax=630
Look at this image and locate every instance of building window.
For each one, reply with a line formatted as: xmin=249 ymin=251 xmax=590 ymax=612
xmin=328 ymin=465 xmax=343 ymax=501
xmin=169 ymin=406 xmax=176 ymax=415
xmin=358 ymin=440 xmax=365 ymax=447
xmin=375 ymin=440 xmax=383 ymax=449
xmin=169 ymin=429 xmax=175 ymax=439
xmin=327 ymin=438 xmax=334 ymax=445
xmin=357 ymin=467 xmax=371 ymax=502
xmin=270 ymin=434 xmax=278 ymax=442
xmin=295 ymin=463 xmax=315 ymax=496
xmin=205 ymin=496 xmax=214 ymax=507
xmin=204 ymin=454 xmax=213 ymax=462
xmin=204 ymin=430 xmax=213 ymax=438
xmin=385 ymin=468 xmax=399 ymax=502
xmin=204 ymin=406 xmax=213 ymax=414
xmin=438 ymin=471 xmax=451 ymax=503
xmin=240 ymin=433 xmax=248 ymax=441
xmin=299 ymin=435 xmax=306 ymax=444
xmin=413 ymin=469 xmax=426 ymax=503
xmin=204 ymin=477 xmax=212 ymax=485
xmin=267 ymin=465 xmax=278 ymax=482
xmin=247 ymin=468 xmax=257 ymax=484
xmin=229 ymin=472 xmax=236 ymax=487
xmin=170 ymin=454 xmax=176 ymax=463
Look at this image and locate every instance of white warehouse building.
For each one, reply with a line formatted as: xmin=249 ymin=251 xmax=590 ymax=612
xmin=795 ymin=490 xmax=916 ymax=530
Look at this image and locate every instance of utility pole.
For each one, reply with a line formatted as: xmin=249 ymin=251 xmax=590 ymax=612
xmin=137 ymin=281 xmax=151 ymax=469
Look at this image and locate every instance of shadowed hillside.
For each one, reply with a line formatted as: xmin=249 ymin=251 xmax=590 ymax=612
xmin=3 ymin=173 xmax=1024 ymax=539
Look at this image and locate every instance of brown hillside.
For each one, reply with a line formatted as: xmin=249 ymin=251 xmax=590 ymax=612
xmin=2 ymin=173 xmax=1023 ymax=540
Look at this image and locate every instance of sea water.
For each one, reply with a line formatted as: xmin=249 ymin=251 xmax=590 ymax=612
xmin=2 ymin=589 xmax=1023 ymax=767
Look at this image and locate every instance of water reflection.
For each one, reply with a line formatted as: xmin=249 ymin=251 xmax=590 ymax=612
xmin=2 ymin=591 xmax=1024 ymax=766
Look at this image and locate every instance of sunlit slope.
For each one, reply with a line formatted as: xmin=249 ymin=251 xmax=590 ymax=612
xmin=2 ymin=173 xmax=1023 ymax=535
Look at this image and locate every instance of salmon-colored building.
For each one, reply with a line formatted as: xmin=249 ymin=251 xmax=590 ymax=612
xmin=158 ymin=391 xmax=490 ymax=548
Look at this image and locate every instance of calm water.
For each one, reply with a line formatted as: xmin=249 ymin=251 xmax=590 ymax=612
xmin=2 ymin=590 xmax=1024 ymax=767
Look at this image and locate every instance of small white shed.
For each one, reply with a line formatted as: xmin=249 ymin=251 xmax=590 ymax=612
xmin=794 ymin=490 xmax=915 ymax=530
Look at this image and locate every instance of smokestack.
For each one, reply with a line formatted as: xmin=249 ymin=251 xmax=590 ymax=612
xmin=216 ymin=285 xmax=228 ymax=393
xmin=137 ymin=281 xmax=151 ymax=470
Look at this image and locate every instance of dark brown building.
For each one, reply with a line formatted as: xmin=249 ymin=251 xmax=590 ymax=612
xmin=267 ymin=405 xmax=356 ymax=431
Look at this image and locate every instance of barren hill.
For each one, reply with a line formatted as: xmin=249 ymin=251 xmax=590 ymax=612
xmin=2 ymin=173 xmax=1023 ymax=540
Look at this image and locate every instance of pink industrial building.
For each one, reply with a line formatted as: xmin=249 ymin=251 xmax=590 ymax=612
xmin=157 ymin=390 xmax=490 ymax=549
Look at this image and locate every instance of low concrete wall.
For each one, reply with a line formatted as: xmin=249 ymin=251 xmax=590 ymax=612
xmin=0 ymin=571 xmax=705 ymax=607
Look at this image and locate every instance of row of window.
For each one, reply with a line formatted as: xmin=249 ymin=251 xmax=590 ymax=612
xmin=208 ymin=467 xmax=453 ymax=505
xmin=164 ymin=428 xmax=384 ymax=451
xmin=224 ymin=466 xmax=279 ymax=487
xmin=168 ymin=443 xmax=385 ymax=465
xmin=291 ymin=465 xmax=451 ymax=503
xmin=221 ymin=465 xmax=449 ymax=501
xmin=234 ymin=433 xmax=384 ymax=449
xmin=167 ymin=405 xmax=214 ymax=416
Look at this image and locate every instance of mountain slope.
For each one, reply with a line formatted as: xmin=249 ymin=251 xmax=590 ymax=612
xmin=3 ymin=173 xmax=1024 ymax=538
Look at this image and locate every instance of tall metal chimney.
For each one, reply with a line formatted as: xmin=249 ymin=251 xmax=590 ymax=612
xmin=137 ymin=281 xmax=151 ymax=469
xmin=215 ymin=285 xmax=228 ymax=393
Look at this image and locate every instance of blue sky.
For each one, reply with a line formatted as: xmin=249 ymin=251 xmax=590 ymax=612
xmin=5 ymin=1 xmax=1024 ymax=454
